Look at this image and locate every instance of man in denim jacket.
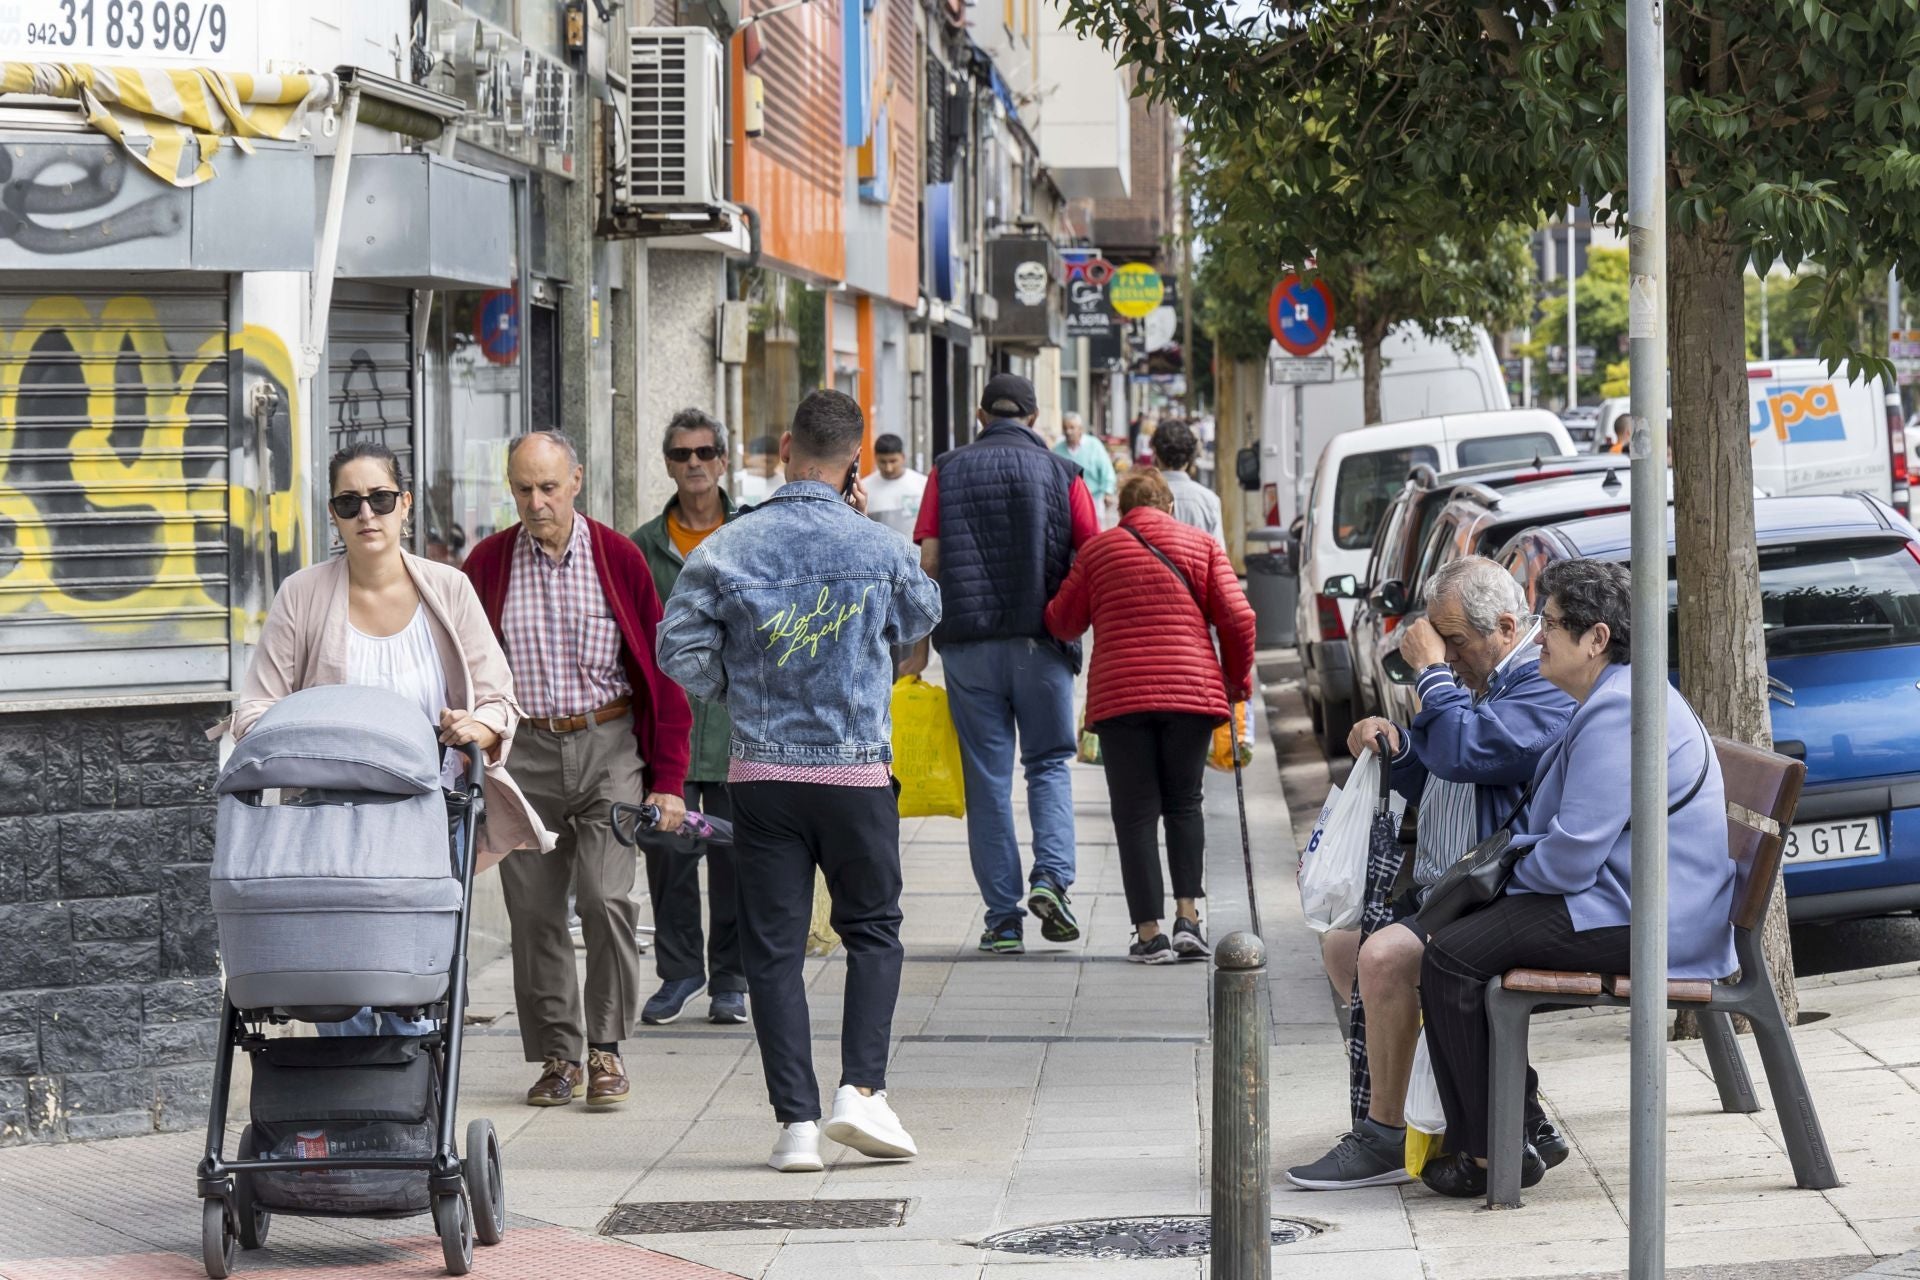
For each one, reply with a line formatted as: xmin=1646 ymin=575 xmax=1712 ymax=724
xmin=657 ymin=390 xmax=942 ymax=1175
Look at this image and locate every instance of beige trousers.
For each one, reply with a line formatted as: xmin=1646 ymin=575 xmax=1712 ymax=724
xmin=497 ymin=713 xmax=646 ymax=1063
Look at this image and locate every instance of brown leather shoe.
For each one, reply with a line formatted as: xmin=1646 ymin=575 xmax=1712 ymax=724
xmin=586 ymin=1048 xmax=630 ymax=1106
xmin=526 ymin=1057 xmax=584 ymax=1107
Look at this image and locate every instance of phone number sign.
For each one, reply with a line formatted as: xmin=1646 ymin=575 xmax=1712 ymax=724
xmin=1 ymin=0 xmax=255 ymax=65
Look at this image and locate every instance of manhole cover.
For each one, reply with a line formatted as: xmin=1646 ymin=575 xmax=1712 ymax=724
xmin=600 ymin=1199 xmax=909 ymax=1235
xmin=982 ymin=1216 xmax=1319 ymax=1259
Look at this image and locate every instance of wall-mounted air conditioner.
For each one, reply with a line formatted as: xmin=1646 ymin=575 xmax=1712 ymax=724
xmin=622 ymin=27 xmax=726 ymax=210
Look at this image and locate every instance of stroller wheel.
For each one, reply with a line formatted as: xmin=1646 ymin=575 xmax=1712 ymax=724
xmin=234 ymin=1127 xmax=271 ymax=1250
xmin=201 ymin=1198 xmax=237 ymax=1279
xmin=433 ymin=1188 xmax=474 ymax=1275
xmin=464 ymin=1119 xmax=506 ymax=1246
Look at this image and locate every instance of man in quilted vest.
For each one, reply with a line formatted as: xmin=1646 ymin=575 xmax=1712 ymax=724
xmin=913 ymin=373 xmax=1102 ymax=954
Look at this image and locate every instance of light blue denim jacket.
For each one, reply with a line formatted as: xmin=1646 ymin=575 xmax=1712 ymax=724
xmin=655 ymin=480 xmax=943 ymax=766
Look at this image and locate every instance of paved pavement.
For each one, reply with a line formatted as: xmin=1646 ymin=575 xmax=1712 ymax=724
xmin=5 ymin=657 xmax=1920 ymax=1278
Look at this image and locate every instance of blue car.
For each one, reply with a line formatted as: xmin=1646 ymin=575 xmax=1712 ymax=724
xmin=1496 ymin=493 xmax=1920 ymax=924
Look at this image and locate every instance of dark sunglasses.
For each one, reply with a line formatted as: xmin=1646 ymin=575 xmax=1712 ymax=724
xmin=666 ymin=445 xmax=722 ymax=463
xmin=329 ymin=489 xmax=402 ymax=519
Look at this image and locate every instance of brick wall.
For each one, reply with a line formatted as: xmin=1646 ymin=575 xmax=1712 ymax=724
xmin=0 ymin=706 xmax=222 ymax=1145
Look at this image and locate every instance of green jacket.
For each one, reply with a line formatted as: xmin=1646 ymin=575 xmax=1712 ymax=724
xmin=632 ymin=490 xmax=741 ymax=783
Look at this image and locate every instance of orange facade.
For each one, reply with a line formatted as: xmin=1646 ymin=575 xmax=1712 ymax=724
xmin=733 ymin=6 xmax=846 ymax=282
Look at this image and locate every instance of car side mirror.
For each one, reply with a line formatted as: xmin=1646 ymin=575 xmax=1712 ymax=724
xmin=1322 ymin=573 xmax=1360 ymax=599
xmin=1370 ymin=580 xmax=1410 ymax=616
xmin=1235 ymin=446 xmax=1261 ymax=492
xmin=1383 ymin=651 xmax=1416 ymax=685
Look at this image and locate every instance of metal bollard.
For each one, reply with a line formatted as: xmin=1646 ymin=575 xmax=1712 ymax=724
xmin=1211 ymin=932 xmax=1271 ymax=1280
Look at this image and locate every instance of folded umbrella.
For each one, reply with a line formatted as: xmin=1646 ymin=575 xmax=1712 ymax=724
xmin=1347 ymin=734 xmax=1411 ymax=1127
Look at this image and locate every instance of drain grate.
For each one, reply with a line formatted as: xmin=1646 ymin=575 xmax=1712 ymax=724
xmin=982 ymin=1216 xmax=1319 ymax=1259
xmin=601 ymin=1199 xmax=910 ymax=1235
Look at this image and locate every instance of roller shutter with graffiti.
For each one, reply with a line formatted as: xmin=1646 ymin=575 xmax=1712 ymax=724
xmin=0 ymin=288 xmax=300 ymax=697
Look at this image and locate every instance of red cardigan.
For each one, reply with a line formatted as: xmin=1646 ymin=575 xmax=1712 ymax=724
xmin=465 ymin=514 xmax=692 ymax=797
xmin=1045 ymin=507 xmax=1257 ymax=727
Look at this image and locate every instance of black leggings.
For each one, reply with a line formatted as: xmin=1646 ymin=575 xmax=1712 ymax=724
xmin=1097 ymin=712 xmax=1214 ymax=925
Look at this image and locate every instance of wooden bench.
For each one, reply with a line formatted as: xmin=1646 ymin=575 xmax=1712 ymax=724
xmin=1483 ymin=736 xmax=1840 ymax=1208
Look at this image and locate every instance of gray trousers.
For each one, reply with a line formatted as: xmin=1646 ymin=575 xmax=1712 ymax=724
xmin=497 ymin=713 xmax=646 ymax=1063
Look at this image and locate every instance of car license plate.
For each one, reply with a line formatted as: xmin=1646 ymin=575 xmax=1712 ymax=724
xmin=1783 ymin=818 xmax=1883 ymax=865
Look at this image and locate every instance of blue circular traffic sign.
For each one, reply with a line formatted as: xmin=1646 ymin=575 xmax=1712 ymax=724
xmin=1268 ymin=275 xmax=1336 ymax=356
xmin=476 ymin=289 xmax=520 ymax=366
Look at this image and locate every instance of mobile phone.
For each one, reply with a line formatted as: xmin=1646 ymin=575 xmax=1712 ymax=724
xmin=842 ymin=461 xmax=858 ymax=500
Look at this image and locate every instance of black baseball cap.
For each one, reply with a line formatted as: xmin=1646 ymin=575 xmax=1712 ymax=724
xmin=980 ymin=373 xmax=1038 ymax=418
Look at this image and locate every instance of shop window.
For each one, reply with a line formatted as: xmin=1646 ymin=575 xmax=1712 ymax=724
xmin=737 ymin=269 xmax=827 ymax=503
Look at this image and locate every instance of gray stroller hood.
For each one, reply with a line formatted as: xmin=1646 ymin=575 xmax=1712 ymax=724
xmin=214 ymin=685 xmax=460 ymax=1014
xmin=219 ymin=684 xmax=444 ymax=797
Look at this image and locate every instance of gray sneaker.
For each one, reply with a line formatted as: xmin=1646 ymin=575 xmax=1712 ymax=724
xmin=1285 ymin=1122 xmax=1415 ymax=1190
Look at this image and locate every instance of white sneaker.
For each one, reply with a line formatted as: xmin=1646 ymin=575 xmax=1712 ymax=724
xmin=823 ymin=1085 xmax=918 ymax=1159
xmin=768 ymin=1121 xmax=824 ymax=1173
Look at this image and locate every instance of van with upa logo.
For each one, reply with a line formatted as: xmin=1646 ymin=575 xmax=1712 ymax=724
xmin=1748 ymin=359 xmax=1909 ymax=516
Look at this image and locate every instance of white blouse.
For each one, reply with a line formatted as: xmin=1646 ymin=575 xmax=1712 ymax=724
xmin=347 ymin=604 xmax=458 ymax=788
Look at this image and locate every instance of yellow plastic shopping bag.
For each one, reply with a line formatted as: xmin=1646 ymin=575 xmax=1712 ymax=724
xmin=891 ymin=675 xmax=966 ymax=818
xmin=1207 ymin=701 xmax=1254 ymax=772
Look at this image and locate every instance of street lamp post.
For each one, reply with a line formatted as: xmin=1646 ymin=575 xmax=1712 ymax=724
xmin=1626 ymin=0 xmax=1670 ymax=1276
xmin=1568 ymin=205 xmax=1579 ymax=409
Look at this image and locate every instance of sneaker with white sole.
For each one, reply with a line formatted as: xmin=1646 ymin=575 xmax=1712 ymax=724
xmin=1170 ymin=916 xmax=1210 ymax=959
xmin=823 ymin=1085 xmax=918 ymax=1159
xmin=1284 ymin=1121 xmax=1415 ymax=1190
xmin=768 ymin=1121 xmax=824 ymax=1173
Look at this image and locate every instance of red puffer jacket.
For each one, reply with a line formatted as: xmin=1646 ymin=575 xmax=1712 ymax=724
xmin=1045 ymin=506 xmax=1257 ymax=727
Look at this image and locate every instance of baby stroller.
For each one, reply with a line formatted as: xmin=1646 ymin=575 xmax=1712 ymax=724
xmin=196 ymin=685 xmax=505 ymax=1277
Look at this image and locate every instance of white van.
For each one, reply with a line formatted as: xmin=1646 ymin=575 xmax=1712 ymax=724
xmin=1747 ymin=359 xmax=1908 ymax=514
xmin=1293 ymin=409 xmax=1574 ymax=751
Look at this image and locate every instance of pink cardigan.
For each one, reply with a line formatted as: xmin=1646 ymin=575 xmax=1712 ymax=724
xmin=216 ymin=552 xmax=555 ymax=870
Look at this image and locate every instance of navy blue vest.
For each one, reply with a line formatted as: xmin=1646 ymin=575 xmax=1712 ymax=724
xmin=931 ymin=420 xmax=1081 ymax=660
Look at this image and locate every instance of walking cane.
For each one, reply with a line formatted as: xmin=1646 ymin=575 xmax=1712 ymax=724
xmin=1232 ymin=751 xmax=1261 ymax=939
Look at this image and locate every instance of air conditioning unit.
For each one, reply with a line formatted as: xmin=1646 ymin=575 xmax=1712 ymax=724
xmin=623 ymin=27 xmax=725 ymax=210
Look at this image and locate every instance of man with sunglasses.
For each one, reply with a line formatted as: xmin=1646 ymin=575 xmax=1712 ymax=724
xmin=465 ymin=430 xmax=692 ymax=1110
xmin=632 ymin=408 xmax=750 ymax=1027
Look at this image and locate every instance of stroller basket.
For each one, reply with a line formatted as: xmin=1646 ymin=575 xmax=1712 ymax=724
xmin=248 ymin=1037 xmax=439 ymax=1215
xmin=213 ymin=686 xmax=456 ymax=1014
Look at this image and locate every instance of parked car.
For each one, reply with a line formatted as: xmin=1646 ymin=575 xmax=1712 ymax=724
xmin=1561 ymin=404 xmax=1600 ymax=450
xmin=1748 ymin=359 xmax=1907 ymax=519
xmin=1330 ymin=454 xmax=1635 ymax=743
xmin=1294 ymin=409 xmax=1575 ymax=755
xmin=1336 ymin=464 xmax=1640 ymax=733
xmin=1494 ymin=493 xmax=1920 ymax=924
xmin=1257 ymin=322 xmax=1512 ymax=535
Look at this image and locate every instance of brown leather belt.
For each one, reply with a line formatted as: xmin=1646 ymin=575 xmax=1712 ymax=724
xmin=526 ymin=695 xmax=631 ymax=735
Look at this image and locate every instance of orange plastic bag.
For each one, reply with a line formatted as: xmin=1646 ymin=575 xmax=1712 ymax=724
xmin=1208 ymin=701 xmax=1254 ymax=772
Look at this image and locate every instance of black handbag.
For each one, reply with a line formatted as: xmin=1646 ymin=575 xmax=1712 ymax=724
xmin=1413 ymin=707 xmax=1712 ymax=936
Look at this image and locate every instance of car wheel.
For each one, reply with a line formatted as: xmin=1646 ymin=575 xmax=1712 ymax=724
xmin=1321 ymin=683 xmax=1354 ymax=760
xmin=1307 ymin=689 xmax=1324 ymax=736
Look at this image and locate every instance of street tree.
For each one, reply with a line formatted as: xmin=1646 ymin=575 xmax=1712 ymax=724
xmin=1526 ymin=245 xmax=1631 ymax=404
xmin=1191 ymin=120 xmax=1536 ymax=423
xmin=1065 ymin=0 xmax=1920 ymax=1021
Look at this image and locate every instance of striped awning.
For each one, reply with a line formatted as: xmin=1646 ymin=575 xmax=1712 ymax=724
xmin=0 ymin=63 xmax=331 ymax=187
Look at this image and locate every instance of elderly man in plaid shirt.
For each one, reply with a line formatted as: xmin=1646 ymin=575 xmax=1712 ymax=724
xmin=465 ymin=431 xmax=692 ymax=1109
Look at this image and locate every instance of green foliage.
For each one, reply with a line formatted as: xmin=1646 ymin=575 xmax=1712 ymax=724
xmin=1060 ymin=0 xmax=1920 ymax=384
xmin=1522 ymin=245 xmax=1631 ymax=401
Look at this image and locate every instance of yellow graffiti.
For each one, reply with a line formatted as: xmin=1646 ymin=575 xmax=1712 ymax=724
xmin=0 ymin=295 xmax=302 ymax=645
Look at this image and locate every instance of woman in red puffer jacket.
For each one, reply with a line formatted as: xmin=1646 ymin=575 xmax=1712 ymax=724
xmin=1045 ymin=469 xmax=1257 ymax=964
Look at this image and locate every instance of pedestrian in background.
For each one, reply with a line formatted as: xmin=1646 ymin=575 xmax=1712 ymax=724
xmin=658 ymin=389 xmax=942 ymax=1174
xmin=1606 ymin=413 xmax=1631 ymax=455
xmin=914 ymin=373 xmax=1102 ymax=955
xmin=632 ymin=408 xmax=749 ymax=1026
xmin=465 ymin=430 xmax=692 ymax=1109
xmin=1044 ymin=469 xmax=1255 ymax=963
xmin=735 ymin=435 xmax=785 ymax=503
xmin=1151 ymin=420 xmax=1224 ymax=547
xmin=863 ymin=433 xmax=928 ymax=541
xmin=1053 ymin=412 xmax=1116 ymax=525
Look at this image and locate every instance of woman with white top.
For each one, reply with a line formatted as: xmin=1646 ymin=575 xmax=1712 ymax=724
xmin=225 ymin=441 xmax=553 ymax=1032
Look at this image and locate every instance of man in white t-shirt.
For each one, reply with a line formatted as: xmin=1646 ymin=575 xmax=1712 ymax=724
xmin=862 ymin=433 xmax=928 ymax=540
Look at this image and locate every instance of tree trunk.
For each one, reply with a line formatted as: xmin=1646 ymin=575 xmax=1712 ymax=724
xmin=1668 ymin=216 xmax=1799 ymax=1032
xmin=1361 ymin=328 xmax=1385 ymax=424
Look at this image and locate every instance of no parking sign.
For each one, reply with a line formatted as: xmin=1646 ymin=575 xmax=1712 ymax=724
xmin=475 ymin=289 xmax=520 ymax=366
xmin=1268 ymin=275 xmax=1336 ymax=357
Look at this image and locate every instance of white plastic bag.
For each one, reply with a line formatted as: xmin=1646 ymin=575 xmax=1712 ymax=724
xmin=1298 ymin=751 xmax=1378 ymax=933
xmin=1405 ymin=1027 xmax=1447 ymax=1136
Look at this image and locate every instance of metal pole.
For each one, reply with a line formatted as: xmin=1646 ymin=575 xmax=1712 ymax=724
xmin=1626 ymin=1 xmax=1670 ymax=1276
xmin=1890 ymin=269 xmax=1902 ymax=344
xmin=1210 ymin=932 xmax=1269 ymax=1280
xmin=1522 ymin=324 xmax=1533 ymax=408
xmin=1760 ymin=269 xmax=1771 ymax=361
xmin=1568 ymin=204 xmax=1579 ymax=409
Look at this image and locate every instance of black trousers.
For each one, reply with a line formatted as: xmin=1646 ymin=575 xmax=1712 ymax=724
xmin=643 ymin=781 xmax=745 ymax=994
xmin=731 ymin=780 xmax=905 ymax=1123
xmin=1097 ymin=712 xmax=1214 ymax=926
xmin=1420 ymin=893 xmax=1631 ymax=1159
